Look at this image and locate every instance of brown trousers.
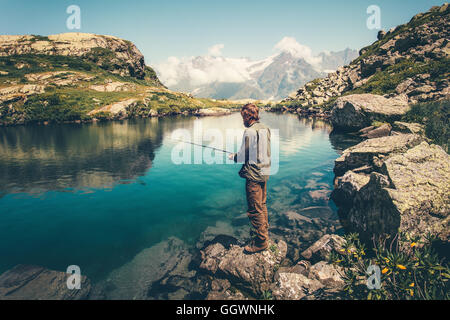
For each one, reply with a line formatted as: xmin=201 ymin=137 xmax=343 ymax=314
xmin=245 ymin=179 xmax=269 ymax=244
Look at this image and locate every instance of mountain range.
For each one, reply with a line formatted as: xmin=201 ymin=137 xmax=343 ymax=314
xmin=155 ymin=38 xmax=358 ymax=101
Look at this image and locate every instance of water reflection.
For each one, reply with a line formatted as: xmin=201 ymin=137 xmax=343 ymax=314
xmin=0 ymin=119 xmax=165 ymax=194
xmin=0 ymin=113 xmax=342 ymax=196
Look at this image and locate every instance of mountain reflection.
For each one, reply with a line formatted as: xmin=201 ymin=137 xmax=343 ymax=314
xmin=0 ymin=112 xmax=348 ymax=196
xmin=0 ymin=118 xmax=167 ymax=194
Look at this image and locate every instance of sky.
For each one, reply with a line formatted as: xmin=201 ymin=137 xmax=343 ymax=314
xmin=0 ymin=0 xmax=446 ymax=65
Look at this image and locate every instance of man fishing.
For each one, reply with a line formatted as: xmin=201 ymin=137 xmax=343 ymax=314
xmin=229 ymin=104 xmax=271 ymax=253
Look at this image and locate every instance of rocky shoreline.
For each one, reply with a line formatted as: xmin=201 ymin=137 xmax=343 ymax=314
xmin=0 ymin=105 xmax=238 ymax=127
xmin=1 ymin=90 xmax=448 ymax=300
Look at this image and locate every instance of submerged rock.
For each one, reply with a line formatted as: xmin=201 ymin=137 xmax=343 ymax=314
xmin=94 ymin=237 xmax=192 ymax=300
xmin=0 ymin=265 xmax=91 ymax=300
xmin=199 ymin=238 xmax=287 ymax=295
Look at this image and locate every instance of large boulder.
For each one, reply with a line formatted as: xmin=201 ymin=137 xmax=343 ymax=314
xmin=0 ymin=265 xmax=91 ymax=300
xmin=334 ymin=134 xmax=423 ymax=176
xmin=199 ymin=239 xmax=287 ymax=295
xmin=331 ymin=94 xmax=410 ymax=132
xmin=332 ymin=137 xmax=450 ymax=245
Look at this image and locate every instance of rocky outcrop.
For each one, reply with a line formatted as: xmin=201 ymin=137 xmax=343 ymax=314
xmin=330 ymin=94 xmax=409 ymax=131
xmin=199 ymin=233 xmax=348 ymax=300
xmin=0 ymin=265 xmax=91 ymax=300
xmin=283 ymin=4 xmax=449 ymax=108
xmin=195 ymin=107 xmax=233 ymax=116
xmin=0 ymin=33 xmax=146 ymax=79
xmin=334 ymin=133 xmax=423 ymax=176
xmin=332 ymin=134 xmax=450 ymax=245
xmin=270 ymin=234 xmax=346 ymax=300
xmin=89 ymin=81 xmax=136 ymax=92
xmin=199 ymin=238 xmax=287 ymax=295
xmin=88 ymin=98 xmax=138 ymax=117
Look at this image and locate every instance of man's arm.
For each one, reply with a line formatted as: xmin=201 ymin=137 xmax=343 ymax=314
xmin=229 ymin=129 xmax=257 ymax=163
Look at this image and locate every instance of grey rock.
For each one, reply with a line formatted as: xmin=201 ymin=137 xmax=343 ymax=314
xmin=94 ymin=237 xmax=192 ymax=300
xmin=330 ymin=94 xmax=409 ymax=132
xmin=200 ymin=239 xmax=287 ymax=295
xmin=271 ymin=272 xmax=324 ymax=300
xmin=359 ymin=123 xmax=392 ymax=139
xmin=0 ymin=265 xmax=91 ymax=300
xmin=392 ymin=121 xmax=425 ymax=135
xmin=334 ymin=139 xmax=450 ymax=245
xmin=308 ymin=261 xmax=345 ymax=288
xmin=301 ymin=234 xmax=345 ymax=263
xmin=334 ymin=134 xmax=423 ymax=176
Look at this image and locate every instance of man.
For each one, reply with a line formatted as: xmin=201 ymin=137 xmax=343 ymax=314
xmin=229 ymin=104 xmax=271 ymax=253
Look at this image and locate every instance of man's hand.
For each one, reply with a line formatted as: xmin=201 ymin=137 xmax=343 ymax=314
xmin=228 ymin=153 xmax=236 ymax=161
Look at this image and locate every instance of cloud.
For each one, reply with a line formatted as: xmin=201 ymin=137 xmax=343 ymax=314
xmin=155 ymin=54 xmax=252 ymax=88
xmin=274 ymin=36 xmax=322 ymax=67
xmin=208 ymin=44 xmax=224 ymax=57
xmin=154 ymin=37 xmax=324 ymax=89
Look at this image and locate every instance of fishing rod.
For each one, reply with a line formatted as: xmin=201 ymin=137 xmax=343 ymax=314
xmin=172 ymin=138 xmax=234 ymax=154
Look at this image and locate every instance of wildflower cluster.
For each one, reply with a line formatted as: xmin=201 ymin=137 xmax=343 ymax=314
xmin=328 ymin=233 xmax=449 ymax=300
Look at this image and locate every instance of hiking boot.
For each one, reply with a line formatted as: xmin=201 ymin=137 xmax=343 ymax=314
xmin=244 ymin=240 xmax=268 ymax=254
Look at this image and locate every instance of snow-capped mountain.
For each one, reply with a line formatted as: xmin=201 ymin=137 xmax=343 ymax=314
xmin=155 ymin=37 xmax=358 ymax=101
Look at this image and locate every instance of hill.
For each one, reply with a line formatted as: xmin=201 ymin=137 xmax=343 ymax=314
xmin=281 ymin=3 xmax=449 ymax=110
xmin=0 ymin=33 xmax=238 ymax=126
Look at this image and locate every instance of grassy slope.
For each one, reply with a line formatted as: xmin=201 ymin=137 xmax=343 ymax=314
xmin=0 ymin=49 xmax=239 ymax=125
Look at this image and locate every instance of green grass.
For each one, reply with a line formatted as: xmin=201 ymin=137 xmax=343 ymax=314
xmin=352 ymin=5 xmax=449 ymax=65
xmin=0 ymin=53 xmax=162 ymax=87
xmin=1 ymin=87 xmax=136 ymax=124
xmin=0 ymin=51 xmax=239 ymax=124
xmin=347 ymin=58 xmax=450 ymax=96
xmin=402 ymin=100 xmax=449 ymax=152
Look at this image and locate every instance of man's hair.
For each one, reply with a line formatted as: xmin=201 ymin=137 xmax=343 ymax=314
xmin=241 ymin=103 xmax=259 ymax=123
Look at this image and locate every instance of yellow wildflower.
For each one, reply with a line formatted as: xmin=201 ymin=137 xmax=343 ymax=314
xmin=397 ymin=264 xmax=407 ymax=270
xmin=409 ymin=283 xmax=414 ymax=287
xmin=382 ymin=267 xmax=389 ymax=274
xmin=411 ymin=242 xmax=417 ymax=248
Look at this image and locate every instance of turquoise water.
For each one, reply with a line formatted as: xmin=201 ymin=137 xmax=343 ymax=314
xmin=0 ymin=112 xmax=344 ymax=284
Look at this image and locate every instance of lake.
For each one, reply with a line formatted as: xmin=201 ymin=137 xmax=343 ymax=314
xmin=0 ymin=112 xmax=354 ymax=298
